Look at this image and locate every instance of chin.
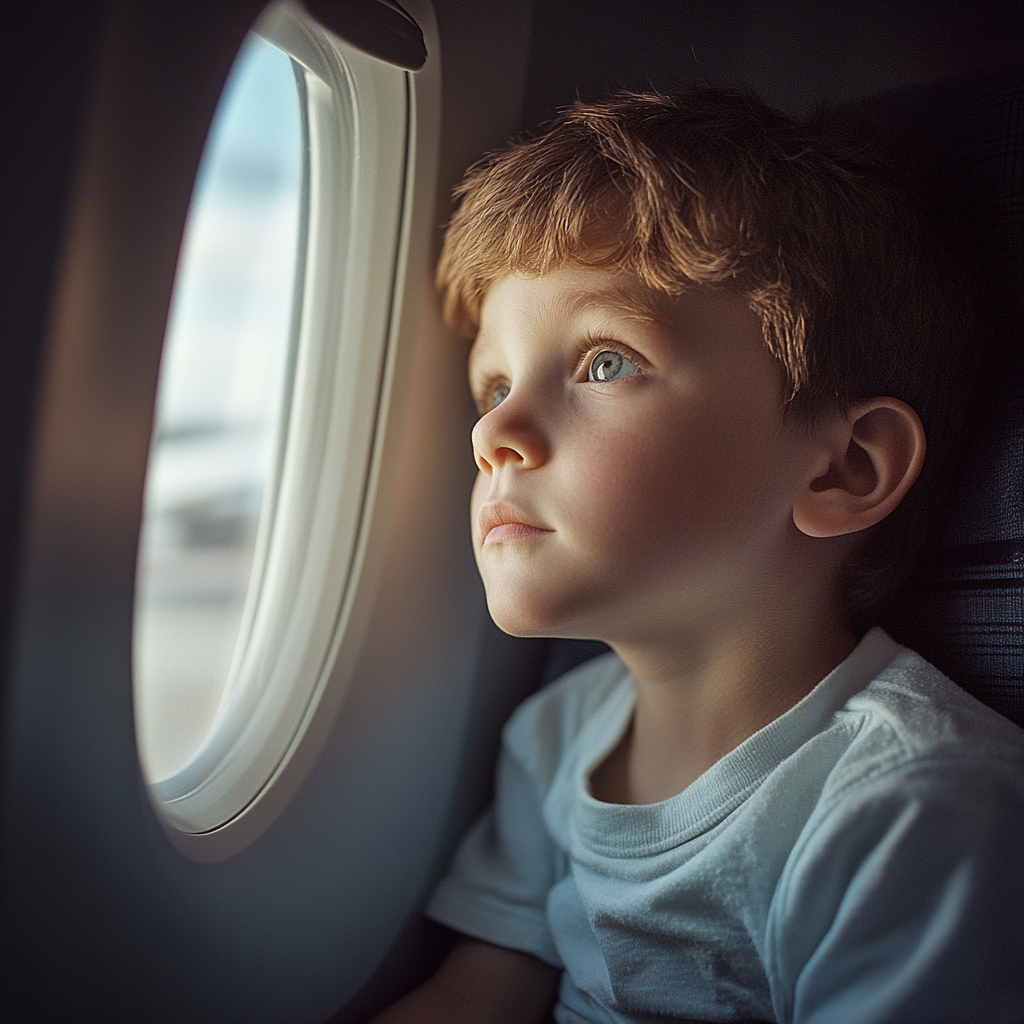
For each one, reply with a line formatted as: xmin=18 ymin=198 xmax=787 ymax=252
xmin=486 ymin=600 xmax=554 ymax=638
xmin=484 ymin=587 xmax=598 ymax=640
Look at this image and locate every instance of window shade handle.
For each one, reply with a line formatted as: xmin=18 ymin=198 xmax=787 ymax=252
xmin=303 ymin=0 xmax=427 ymax=70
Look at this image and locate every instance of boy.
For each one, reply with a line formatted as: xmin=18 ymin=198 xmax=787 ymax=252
xmin=376 ymin=90 xmax=1024 ymax=1023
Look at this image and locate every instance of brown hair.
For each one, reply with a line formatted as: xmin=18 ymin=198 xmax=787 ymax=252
xmin=437 ymin=89 xmax=983 ymax=620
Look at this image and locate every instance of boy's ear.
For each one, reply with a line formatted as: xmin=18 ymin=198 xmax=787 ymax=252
xmin=793 ymin=399 xmax=926 ymax=539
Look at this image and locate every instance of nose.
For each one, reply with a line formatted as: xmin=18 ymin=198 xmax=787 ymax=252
xmin=472 ymin=390 xmax=550 ymax=474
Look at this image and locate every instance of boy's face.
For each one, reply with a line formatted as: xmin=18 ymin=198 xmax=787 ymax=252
xmin=468 ymin=267 xmax=820 ymax=643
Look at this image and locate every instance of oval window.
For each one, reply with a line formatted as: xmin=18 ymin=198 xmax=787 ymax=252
xmin=133 ymin=33 xmax=303 ymax=785
xmin=134 ymin=0 xmax=411 ymax=845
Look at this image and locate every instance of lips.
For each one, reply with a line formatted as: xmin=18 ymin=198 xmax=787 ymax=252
xmin=478 ymin=502 xmax=551 ymax=545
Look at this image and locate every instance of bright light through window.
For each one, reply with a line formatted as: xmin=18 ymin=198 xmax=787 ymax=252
xmin=134 ymin=34 xmax=303 ymax=784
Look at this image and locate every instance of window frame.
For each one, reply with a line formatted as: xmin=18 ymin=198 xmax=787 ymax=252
xmin=145 ymin=0 xmax=414 ymax=847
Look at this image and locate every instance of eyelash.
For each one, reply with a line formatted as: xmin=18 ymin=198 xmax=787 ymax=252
xmin=474 ymin=376 xmax=509 ymax=416
xmin=573 ymin=335 xmax=647 ymax=381
xmin=473 ymin=337 xmax=646 ymax=415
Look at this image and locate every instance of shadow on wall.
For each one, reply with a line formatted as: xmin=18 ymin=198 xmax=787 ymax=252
xmin=522 ymin=0 xmax=1021 ymax=124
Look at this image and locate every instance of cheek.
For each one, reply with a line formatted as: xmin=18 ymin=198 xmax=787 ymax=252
xmin=558 ymin=417 xmax=679 ymax=546
xmin=560 ymin=405 xmax=780 ymax=558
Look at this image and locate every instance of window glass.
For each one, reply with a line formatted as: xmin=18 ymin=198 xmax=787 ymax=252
xmin=134 ymin=34 xmax=303 ymax=784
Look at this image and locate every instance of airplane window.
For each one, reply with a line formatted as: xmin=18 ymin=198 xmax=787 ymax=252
xmin=133 ymin=34 xmax=303 ymax=785
xmin=133 ymin=1 xmax=411 ymax=845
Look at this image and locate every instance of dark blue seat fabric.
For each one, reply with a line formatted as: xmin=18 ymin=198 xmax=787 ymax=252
xmin=871 ymin=65 xmax=1023 ymax=727
xmin=542 ymin=64 xmax=1023 ymax=726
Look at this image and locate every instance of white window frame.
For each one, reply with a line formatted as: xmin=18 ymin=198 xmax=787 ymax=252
xmin=147 ymin=0 xmax=414 ymax=843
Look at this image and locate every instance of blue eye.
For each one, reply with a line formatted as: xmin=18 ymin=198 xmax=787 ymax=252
xmin=588 ymin=350 xmax=639 ymax=382
xmin=491 ymin=383 xmax=510 ymax=409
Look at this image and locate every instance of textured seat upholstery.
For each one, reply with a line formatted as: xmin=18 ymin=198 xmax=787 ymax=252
xmin=874 ymin=64 xmax=1023 ymax=727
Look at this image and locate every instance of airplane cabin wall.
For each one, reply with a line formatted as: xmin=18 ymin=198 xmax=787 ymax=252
xmin=2 ymin=2 xmax=535 ymax=1022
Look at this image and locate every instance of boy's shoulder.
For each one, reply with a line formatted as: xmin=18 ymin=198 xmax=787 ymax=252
xmin=812 ymin=637 xmax=1024 ymax=819
xmin=838 ymin=636 xmax=1024 ymax=770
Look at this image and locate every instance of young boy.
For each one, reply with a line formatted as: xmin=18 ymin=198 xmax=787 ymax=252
xmin=376 ymin=90 xmax=1024 ymax=1023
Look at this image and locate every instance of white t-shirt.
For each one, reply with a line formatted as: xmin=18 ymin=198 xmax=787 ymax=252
xmin=427 ymin=628 xmax=1024 ymax=1023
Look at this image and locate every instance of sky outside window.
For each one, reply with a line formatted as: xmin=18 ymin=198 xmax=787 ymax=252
xmin=134 ymin=35 xmax=303 ymax=784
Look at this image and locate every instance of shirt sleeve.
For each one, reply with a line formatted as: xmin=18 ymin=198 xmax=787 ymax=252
xmin=766 ymin=759 xmax=1024 ymax=1024
xmin=425 ymin=741 xmax=568 ymax=968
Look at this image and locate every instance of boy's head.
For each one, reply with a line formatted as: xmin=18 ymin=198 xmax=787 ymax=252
xmin=440 ymin=89 xmax=982 ymax=628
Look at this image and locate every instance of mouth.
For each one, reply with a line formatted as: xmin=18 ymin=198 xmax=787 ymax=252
xmin=478 ymin=502 xmax=552 ymax=546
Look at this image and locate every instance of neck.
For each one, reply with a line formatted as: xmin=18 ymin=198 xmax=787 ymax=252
xmin=592 ymin=596 xmax=858 ymax=805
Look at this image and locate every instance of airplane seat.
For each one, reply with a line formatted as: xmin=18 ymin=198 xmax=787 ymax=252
xmin=867 ymin=62 xmax=1024 ymax=729
xmin=539 ymin=62 xmax=1024 ymax=727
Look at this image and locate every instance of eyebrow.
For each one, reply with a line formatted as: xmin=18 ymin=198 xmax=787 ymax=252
xmin=555 ymin=286 xmax=676 ymax=330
